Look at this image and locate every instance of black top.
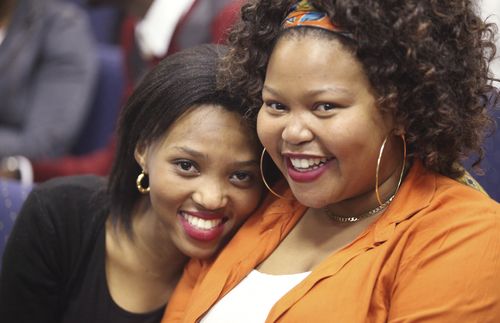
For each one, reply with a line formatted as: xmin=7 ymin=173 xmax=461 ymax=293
xmin=0 ymin=176 xmax=165 ymax=323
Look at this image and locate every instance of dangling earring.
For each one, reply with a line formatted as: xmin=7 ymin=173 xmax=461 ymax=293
xmin=375 ymin=133 xmax=407 ymax=206
xmin=136 ymin=170 xmax=150 ymax=194
xmin=260 ymin=148 xmax=294 ymax=200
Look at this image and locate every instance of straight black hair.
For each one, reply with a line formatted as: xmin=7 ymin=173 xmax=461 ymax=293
xmin=107 ymin=44 xmax=249 ymax=234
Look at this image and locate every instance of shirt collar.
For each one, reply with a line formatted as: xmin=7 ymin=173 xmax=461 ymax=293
xmin=261 ymin=159 xmax=436 ymax=244
xmin=372 ymin=159 xmax=435 ymax=243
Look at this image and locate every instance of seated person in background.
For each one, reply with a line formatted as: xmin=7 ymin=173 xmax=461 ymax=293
xmin=163 ymin=0 xmax=500 ymax=322
xmin=30 ymin=0 xmax=244 ymax=183
xmin=0 ymin=44 xmax=264 ymax=323
xmin=0 ymin=0 xmax=98 ymax=164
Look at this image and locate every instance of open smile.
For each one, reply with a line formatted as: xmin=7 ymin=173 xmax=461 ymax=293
xmin=285 ymin=155 xmax=335 ymax=182
xmin=178 ymin=211 xmax=228 ymax=242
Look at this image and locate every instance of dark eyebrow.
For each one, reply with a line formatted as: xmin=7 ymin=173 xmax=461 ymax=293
xmin=262 ymin=84 xmax=352 ymax=96
xmin=174 ymin=146 xmax=259 ymax=168
xmin=174 ymin=146 xmax=206 ymax=160
xmin=229 ymin=159 xmax=260 ymax=168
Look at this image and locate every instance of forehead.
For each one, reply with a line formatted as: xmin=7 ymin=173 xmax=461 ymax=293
xmin=156 ymin=104 xmax=258 ymax=152
xmin=266 ymin=36 xmax=369 ymax=89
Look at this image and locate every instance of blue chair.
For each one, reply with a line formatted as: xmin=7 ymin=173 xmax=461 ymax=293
xmin=70 ymin=44 xmax=125 ymax=156
xmin=65 ymin=1 xmax=125 ymax=155
xmin=87 ymin=5 xmax=122 ymax=44
xmin=466 ymin=93 xmax=500 ymax=202
xmin=473 ymin=110 xmax=500 ymax=202
xmin=0 ymin=180 xmax=33 ymax=268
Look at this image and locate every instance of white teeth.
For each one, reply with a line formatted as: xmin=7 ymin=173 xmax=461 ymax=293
xmin=182 ymin=213 xmax=222 ymax=230
xmin=290 ymin=157 xmax=328 ymax=170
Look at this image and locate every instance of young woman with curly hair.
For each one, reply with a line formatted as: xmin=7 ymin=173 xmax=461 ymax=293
xmin=163 ymin=1 xmax=500 ymax=322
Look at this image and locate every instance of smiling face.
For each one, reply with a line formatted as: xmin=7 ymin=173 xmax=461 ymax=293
xmin=135 ymin=104 xmax=263 ymax=259
xmin=258 ymin=35 xmax=403 ymax=212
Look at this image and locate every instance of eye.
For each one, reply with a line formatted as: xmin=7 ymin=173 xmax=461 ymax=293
xmin=263 ymin=101 xmax=287 ymax=113
xmin=173 ymin=160 xmax=199 ymax=175
xmin=315 ymin=103 xmax=337 ymax=112
xmin=229 ymin=171 xmax=255 ymax=187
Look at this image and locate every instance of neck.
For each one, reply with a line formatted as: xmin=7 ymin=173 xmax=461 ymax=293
xmin=108 ymin=198 xmax=188 ymax=283
xmin=132 ymin=198 xmax=188 ymax=279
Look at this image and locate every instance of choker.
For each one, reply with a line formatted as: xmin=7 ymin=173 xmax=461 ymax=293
xmin=326 ymin=194 xmax=395 ymax=223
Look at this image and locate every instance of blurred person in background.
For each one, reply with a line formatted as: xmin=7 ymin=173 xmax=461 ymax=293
xmin=31 ymin=0 xmax=244 ymax=183
xmin=0 ymin=0 xmax=98 ymax=182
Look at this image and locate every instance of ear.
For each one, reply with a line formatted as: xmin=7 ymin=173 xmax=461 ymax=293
xmin=134 ymin=143 xmax=148 ymax=172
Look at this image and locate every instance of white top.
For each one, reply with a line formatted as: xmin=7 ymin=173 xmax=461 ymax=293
xmin=480 ymin=0 xmax=500 ymax=84
xmin=135 ymin=0 xmax=195 ymax=59
xmin=201 ymin=270 xmax=310 ymax=323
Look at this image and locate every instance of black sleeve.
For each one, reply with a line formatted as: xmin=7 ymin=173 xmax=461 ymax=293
xmin=0 ymin=187 xmax=65 ymax=323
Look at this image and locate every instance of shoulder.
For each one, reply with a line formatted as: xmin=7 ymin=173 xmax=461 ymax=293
xmin=29 ymin=175 xmax=108 ymax=211
xmin=402 ymin=165 xmax=499 ymax=226
xmin=396 ymin=174 xmax=500 ymax=269
xmin=408 ymin=172 xmax=499 ymax=234
xmin=427 ymin=173 xmax=499 ymax=221
xmin=32 ymin=175 xmax=106 ymax=200
xmin=21 ymin=175 xmax=108 ymax=230
xmin=388 ymin=177 xmax=500 ymax=320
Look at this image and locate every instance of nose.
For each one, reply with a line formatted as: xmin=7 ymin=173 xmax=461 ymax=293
xmin=281 ymin=113 xmax=314 ymax=145
xmin=192 ymin=181 xmax=228 ymax=211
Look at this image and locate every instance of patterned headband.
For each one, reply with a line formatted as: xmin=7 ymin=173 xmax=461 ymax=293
xmin=282 ymin=0 xmax=353 ymax=39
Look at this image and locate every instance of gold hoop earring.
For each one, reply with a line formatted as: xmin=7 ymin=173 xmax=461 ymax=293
xmin=136 ymin=170 xmax=150 ymax=194
xmin=260 ymin=148 xmax=293 ymax=200
xmin=375 ymin=134 xmax=407 ymax=206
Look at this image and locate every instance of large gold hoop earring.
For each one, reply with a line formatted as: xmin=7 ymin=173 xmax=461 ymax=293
xmin=136 ymin=170 xmax=150 ymax=194
xmin=260 ymin=148 xmax=293 ymax=200
xmin=375 ymin=134 xmax=407 ymax=206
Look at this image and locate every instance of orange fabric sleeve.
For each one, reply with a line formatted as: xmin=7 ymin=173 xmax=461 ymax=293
xmin=388 ymin=208 xmax=500 ymax=322
xmin=163 ymin=259 xmax=208 ymax=322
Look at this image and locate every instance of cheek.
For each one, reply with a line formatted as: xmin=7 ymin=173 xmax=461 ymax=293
xmin=148 ymin=172 xmax=189 ymax=216
xmin=148 ymin=186 xmax=180 ymax=215
xmin=257 ymin=110 xmax=276 ymax=148
xmin=231 ymin=188 xmax=262 ymax=221
xmin=326 ymin=115 xmax=383 ymax=156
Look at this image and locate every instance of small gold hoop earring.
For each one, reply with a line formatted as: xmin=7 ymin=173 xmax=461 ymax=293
xmin=260 ymin=148 xmax=293 ymax=200
xmin=375 ymin=134 xmax=407 ymax=206
xmin=136 ymin=170 xmax=150 ymax=194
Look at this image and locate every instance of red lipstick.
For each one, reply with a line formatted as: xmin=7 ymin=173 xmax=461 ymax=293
xmin=285 ymin=156 xmax=334 ymax=183
xmin=178 ymin=211 xmax=226 ymax=242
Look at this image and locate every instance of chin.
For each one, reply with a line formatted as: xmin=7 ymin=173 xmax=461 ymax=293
xmin=187 ymin=247 xmax=218 ymax=260
xmin=178 ymin=241 xmax=220 ymax=260
xmin=292 ymin=190 xmax=334 ymax=209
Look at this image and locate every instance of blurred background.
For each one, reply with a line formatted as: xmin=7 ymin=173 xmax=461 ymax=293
xmin=0 ymin=0 xmax=499 ymax=203
xmin=0 ymin=0 xmax=244 ymax=183
xmin=0 ymin=0 xmax=244 ymax=251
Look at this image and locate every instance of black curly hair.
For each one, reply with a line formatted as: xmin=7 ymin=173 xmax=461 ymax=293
xmin=220 ymin=0 xmax=499 ymax=178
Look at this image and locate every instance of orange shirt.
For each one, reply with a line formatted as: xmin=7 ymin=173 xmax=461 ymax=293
xmin=163 ymin=161 xmax=500 ymax=322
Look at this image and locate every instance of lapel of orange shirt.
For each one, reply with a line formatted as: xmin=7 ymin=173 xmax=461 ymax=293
xmin=185 ymin=188 xmax=306 ymax=321
xmin=266 ymin=160 xmax=436 ymax=322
